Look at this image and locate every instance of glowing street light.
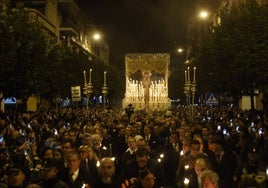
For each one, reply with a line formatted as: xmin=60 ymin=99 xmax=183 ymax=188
xmin=93 ymin=33 xmax=101 ymax=41
xmin=199 ymin=10 xmax=209 ymax=19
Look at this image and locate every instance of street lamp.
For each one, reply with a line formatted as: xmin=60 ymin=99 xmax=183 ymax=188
xmin=199 ymin=10 xmax=209 ymax=19
xmin=101 ymin=71 xmax=108 ymax=109
xmin=184 ymin=67 xmax=197 ymax=121
xmin=83 ymin=69 xmax=93 ymax=119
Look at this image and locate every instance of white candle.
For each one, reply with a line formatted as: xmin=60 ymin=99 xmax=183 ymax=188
xmin=89 ymin=69 xmax=92 ymax=83
xmin=184 ymin=178 xmax=190 ymax=187
xmin=193 ymin=67 xmax=196 ymax=83
xmin=187 ymin=67 xmax=190 ymax=83
xmin=83 ymin=70 xmax=87 ymax=85
xmin=104 ymin=71 xmax=107 ymax=85
xmin=185 ymin=70 xmax=187 ymax=84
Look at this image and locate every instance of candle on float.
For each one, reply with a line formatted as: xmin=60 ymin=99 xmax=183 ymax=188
xmin=187 ymin=67 xmax=190 ymax=83
xmin=193 ymin=67 xmax=196 ymax=83
xmin=185 ymin=70 xmax=187 ymax=84
xmin=104 ymin=71 xmax=107 ymax=85
xmin=83 ymin=70 xmax=87 ymax=85
xmin=89 ymin=69 xmax=92 ymax=83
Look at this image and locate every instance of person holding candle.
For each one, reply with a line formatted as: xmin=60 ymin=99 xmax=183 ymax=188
xmin=134 ymin=168 xmax=161 ymax=188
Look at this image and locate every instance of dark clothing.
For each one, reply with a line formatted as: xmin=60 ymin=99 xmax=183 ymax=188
xmin=58 ymin=167 xmax=93 ymax=188
xmin=121 ymin=158 xmax=167 ymax=187
xmin=94 ymin=174 xmax=124 ymax=188
xmin=214 ymin=151 xmax=238 ymax=188
xmin=38 ymin=177 xmax=69 ymax=188
xmin=162 ymin=143 xmax=180 ymax=187
xmin=120 ymin=150 xmax=136 ymax=170
xmin=80 ymin=158 xmax=98 ymax=179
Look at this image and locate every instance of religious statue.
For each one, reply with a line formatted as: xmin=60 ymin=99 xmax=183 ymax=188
xmin=142 ymin=71 xmax=151 ymax=111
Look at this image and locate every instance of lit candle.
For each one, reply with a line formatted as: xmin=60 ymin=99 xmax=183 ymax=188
xmin=184 ymin=165 xmax=189 ymax=170
xmin=104 ymin=71 xmax=107 ymax=85
xmin=83 ymin=70 xmax=87 ymax=85
xmin=187 ymin=67 xmax=190 ymax=83
xmin=185 ymin=70 xmax=187 ymax=84
xmin=193 ymin=67 xmax=196 ymax=83
xmin=89 ymin=69 xmax=92 ymax=83
xmin=184 ymin=178 xmax=190 ymax=188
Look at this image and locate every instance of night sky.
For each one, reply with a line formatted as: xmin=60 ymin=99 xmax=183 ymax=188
xmin=78 ymin=0 xmax=198 ymax=60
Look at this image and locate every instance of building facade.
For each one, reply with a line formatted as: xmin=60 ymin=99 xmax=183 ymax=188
xmin=2 ymin=0 xmax=109 ymax=65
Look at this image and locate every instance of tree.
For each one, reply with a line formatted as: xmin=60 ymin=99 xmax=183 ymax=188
xmin=195 ymin=2 xmax=268 ymax=106
xmin=0 ymin=3 xmax=51 ymax=101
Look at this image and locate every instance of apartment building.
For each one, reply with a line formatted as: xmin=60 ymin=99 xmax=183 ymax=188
xmin=1 ymin=0 xmax=109 ymax=65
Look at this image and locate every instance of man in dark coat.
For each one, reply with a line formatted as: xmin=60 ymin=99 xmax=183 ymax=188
xmin=58 ymin=151 xmax=93 ymax=188
xmin=94 ymin=157 xmax=127 ymax=188
xmin=121 ymin=148 xmax=167 ymax=187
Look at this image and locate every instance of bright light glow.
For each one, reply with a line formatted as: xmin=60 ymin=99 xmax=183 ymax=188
xmin=93 ymin=33 xmax=101 ymax=41
xmin=177 ymin=48 xmax=183 ymax=53
xmin=200 ymin=11 xmax=209 ymax=19
xmin=184 ymin=178 xmax=190 ymax=185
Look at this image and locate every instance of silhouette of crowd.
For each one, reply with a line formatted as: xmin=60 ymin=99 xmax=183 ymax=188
xmin=0 ymin=105 xmax=267 ymax=188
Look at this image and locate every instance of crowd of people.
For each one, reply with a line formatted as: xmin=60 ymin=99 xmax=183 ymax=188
xmin=0 ymin=104 xmax=267 ymax=188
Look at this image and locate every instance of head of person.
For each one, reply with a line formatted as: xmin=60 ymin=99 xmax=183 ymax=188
xmin=69 ymin=128 xmax=78 ymax=142
xmin=61 ymin=139 xmax=75 ymax=157
xmin=190 ymin=139 xmax=201 ymax=156
xmin=182 ymin=136 xmax=191 ymax=154
xmin=195 ymin=158 xmax=209 ymax=177
xmin=67 ymin=152 xmax=81 ymax=173
xmin=136 ymin=138 xmax=150 ymax=152
xmin=82 ymin=133 xmax=92 ymax=146
xmin=169 ymin=132 xmax=179 ymax=144
xmin=135 ymin=148 xmax=149 ymax=169
xmin=41 ymin=147 xmax=54 ymax=161
xmin=98 ymin=157 xmax=116 ymax=184
xmin=6 ymin=164 xmax=26 ymax=187
xmin=78 ymin=145 xmax=90 ymax=160
xmin=143 ymin=125 xmax=152 ymax=136
xmin=200 ymin=170 xmax=219 ymax=188
xmin=127 ymin=136 xmax=137 ymax=151
xmin=139 ymin=168 xmax=156 ymax=188
xmin=91 ymin=134 xmax=102 ymax=150
xmin=41 ymin=159 xmax=59 ymax=181
xmin=53 ymin=148 xmax=64 ymax=161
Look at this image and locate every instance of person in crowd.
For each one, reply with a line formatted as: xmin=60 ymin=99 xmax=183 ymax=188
xmin=81 ymin=133 xmax=92 ymax=146
xmin=40 ymin=147 xmax=54 ymax=161
xmin=200 ymin=170 xmax=219 ymax=188
xmin=134 ymin=168 xmax=161 ymax=188
xmin=121 ymin=147 xmax=167 ymax=187
xmin=120 ymin=136 xmax=138 ymax=169
xmin=176 ymin=139 xmax=208 ymax=188
xmin=210 ymin=135 xmax=238 ymax=188
xmin=4 ymin=164 xmax=27 ymax=188
xmin=162 ymin=131 xmax=180 ymax=187
xmin=142 ymin=125 xmax=159 ymax=153
xmin=60 ymin=139 xmax=75 ymax=166
xmin=91 ymin=134 xmax=109 ymax=159
xmin=234 ymin=145 xmax=267 ymax=187
xmin=180 ymin=136 xmax=192 ymax=157
xmin=38 ymin=159 xmax=68 ymax=188
xmin=57 ymin=151 xmax=93 ymax=188
xmin=94 ymin=157 xmax=127 ymax=188
xmin=191 ymin=157 xmax=211 ymax=188
xmin=78 ymin=145 xmax=98 ymax=179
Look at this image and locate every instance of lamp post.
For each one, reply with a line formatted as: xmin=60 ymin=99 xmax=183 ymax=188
xmin=184 ymin=67 xmax=197 ymax=121
xmin=83 ymin=69 xmax=93 ymax=119
xmin=101 ymin=71 xmax=108 ymax=109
